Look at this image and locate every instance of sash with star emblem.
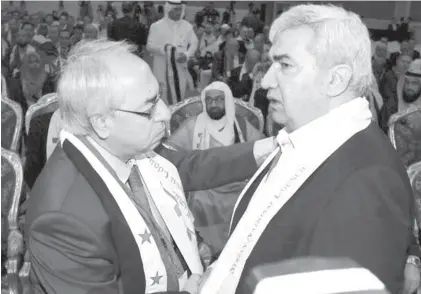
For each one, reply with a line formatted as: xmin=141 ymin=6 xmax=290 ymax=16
xmin=136 ymin=152 xmax=204 ymax=286
xmin=59 ymin=130 xmax=171 ymax=293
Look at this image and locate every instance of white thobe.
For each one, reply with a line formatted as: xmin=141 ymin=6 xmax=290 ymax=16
xmin=147 ymin=18 xmax=198 ymax=105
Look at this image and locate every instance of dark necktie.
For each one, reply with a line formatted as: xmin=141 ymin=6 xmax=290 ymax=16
xmin=127 ymin=164 xmax=154 ymax=217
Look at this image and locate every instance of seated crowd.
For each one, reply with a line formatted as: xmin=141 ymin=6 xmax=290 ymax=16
xmin=1 ymin=1 xmax=421 ymax=294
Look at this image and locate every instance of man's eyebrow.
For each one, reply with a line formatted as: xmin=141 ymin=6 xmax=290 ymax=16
xmin=272 ymin=54 xmax=292 ymax=61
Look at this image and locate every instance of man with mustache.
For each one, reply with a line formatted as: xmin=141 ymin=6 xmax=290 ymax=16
xmin=200 ymin=4 xmax=414 ymax=294
xmin=25 ymin=39 xmax=274 ymax=294
xmin=167 ymin=81 xmax=264 ymax=256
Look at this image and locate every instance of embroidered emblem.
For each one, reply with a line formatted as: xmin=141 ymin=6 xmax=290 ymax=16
xmin=139 ymin=229 xmax=152 ymax=244
xmin=151 ymin=271 xmax=163 ymax=285
xmin=160 ymin=183 xmax=182 ymax=218
xmin=186 ymin=227 xmax=195 ymax=241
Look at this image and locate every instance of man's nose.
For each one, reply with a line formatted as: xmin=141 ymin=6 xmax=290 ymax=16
xmin=261 ymin=64 xmax=278 ymax=90
xmin=153 ymin=100 xmax=171 ymax=123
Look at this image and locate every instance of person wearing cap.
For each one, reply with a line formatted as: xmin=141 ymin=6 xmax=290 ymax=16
xmin=199 ymin=4 xmax=414 ymax=294
xmin=379 ymin=59 xmax=421 ymax=133
xmin=147 ymin=0 xmax=198 ymax=105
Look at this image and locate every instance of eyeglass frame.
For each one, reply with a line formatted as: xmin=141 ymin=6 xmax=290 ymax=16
xmin=114 ymin=92 xmax=161 ymax=120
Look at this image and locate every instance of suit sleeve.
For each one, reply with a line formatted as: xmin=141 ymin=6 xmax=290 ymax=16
xmin=309 ymin=166 xmax=413 ymax=293
xmin=157 ymin=141 xmax=258 ymax=192
xmin=28 ymin=212 xmax=120 ymax=294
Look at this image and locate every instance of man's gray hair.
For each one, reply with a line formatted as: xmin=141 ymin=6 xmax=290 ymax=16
xmin=270 ymin=4 xmax=372 ymax=96
xmin=58 ymin=39 xmax=137 ymax=135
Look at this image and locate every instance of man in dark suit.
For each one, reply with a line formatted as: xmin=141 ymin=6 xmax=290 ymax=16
xmin=200 ymin=4 xmax=415 ymax=294
xmin=25 ymin=39 xmax=274 ymax=294
xmin=107 ymin=1 xmax=147 ymax=57
xmin=228 ymin=49 xmax=261 ymax=99
xmin=211 ymin=34 xmax=246 ymax=82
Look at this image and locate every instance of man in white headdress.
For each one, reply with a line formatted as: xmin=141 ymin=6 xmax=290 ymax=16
xmin=147 ymin=1 xmax=198 ymax=106
xmin=167 ymin=81 xmax=264 ymax=255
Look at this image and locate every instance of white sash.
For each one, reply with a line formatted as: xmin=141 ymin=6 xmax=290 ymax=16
xmin=135 ymin=153 xmax=204 ymax=284
xmin=200 ymin=98 xmax=372 ymax=294
xmin=60 ymin=131 xmax=196 ymax=293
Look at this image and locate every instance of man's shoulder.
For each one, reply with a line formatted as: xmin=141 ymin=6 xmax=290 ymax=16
xmin=26 ymin=147 xmax=108 ymax=229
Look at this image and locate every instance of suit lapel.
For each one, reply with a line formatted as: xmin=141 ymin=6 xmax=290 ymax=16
xmin=62 ymin=139 xmax=146 ymax=294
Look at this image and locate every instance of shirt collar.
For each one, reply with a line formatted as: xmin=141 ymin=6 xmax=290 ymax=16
xmin=285 ymin=99 xmax=364 ymax=150
xmin=86 ymin=137 xmax=132 ymax=184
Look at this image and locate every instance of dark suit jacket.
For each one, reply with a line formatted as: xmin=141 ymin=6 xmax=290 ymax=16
xmin=26 ymin=139 xmax=258 ymax=294
xmin=211 ymin=45 xmax=246 ymax=81
xmin=231 ymin=123 xmax=414 ymax=294
xmin=227 ymin=66 xmax=253 ymax=99
xmin=107 ymin=15 xmax=147 ymax=55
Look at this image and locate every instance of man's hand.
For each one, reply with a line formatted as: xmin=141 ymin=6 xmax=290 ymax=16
xmin=183 ymin=273 xmax=202 ymax=294
xmin=403 ymin=262 xmax=420 ymax=294
xmin=176 ymin=53 xmax=187 ymax=63
xmin=253 ymin=136 xmax=278 ymax=167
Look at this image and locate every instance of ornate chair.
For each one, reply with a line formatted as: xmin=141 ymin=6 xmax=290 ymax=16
xmin=388 ymin=107 xmax=421 ymax=168
xmin=2 ymin=74 xmax=9 ymax=99
xmin=169 ymin=95 xmax=264 ymax=135
xmin=25 ymin=93 xmax=59 ymax=135
xmin=1 ymin=97 xmax=23 ymax=152
xmin=1 ymin=148 xmax=24 ymax=294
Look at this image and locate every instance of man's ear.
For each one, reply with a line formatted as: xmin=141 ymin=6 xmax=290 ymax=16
xmin=326 ymin=64 xmax=353 ymax=97
xmin=90 ymin=114 xmax=112 ymax=140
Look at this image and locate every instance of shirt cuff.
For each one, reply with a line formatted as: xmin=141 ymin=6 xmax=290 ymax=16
xmin=253 ymin=136 xmax=277 ymax=167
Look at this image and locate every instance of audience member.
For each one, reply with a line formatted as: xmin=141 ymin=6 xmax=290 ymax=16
xmin=211 ymin=36 xmax=246 ymax=83
xmin=167 ymin=81 xmax=264 ymax=254
xmin=147 ymin=0 xmax=198 ymax=105
xmin=107 ymin=1 xmax=147 ymax=57
xmin=9 ymin=30 xmax=36 ymax=77
xmin=83 ymin=23 xmax=98 ymax=40
xmin=58 ymin=11 xmax=70 ymax=31
xmin=228 ymin=49 xmax=261 ymax=99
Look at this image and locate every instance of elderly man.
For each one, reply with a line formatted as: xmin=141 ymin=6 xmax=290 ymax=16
xmin=25 ymin=39 xmax=273 ymax=294
xmin=167 ymin=82 xmax=264 ymax=254
xmin=147 ymin=0 xmax=198 ymax=106
xmin=200 ymin=4 xmax=414 ymax=294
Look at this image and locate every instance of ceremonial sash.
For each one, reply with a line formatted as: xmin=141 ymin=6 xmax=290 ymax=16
xmin=60 ymin=131 xmax=203 ymax=292
xmin=200 ymin=98 xmax=373 ymax=294
xmin=135 ymin=153 xmax=204 ymax=283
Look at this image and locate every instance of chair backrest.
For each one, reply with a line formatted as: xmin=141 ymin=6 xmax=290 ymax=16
xmin=408 ymin=161 xmax=421 ymax=233
xmin=169 ymin=95 xmax=264 ymax=135
xmin=25 ymin=93 xmax=59 ymax=135
xmin=1 ymin=148 xmax=24 ymax=292
xmin=388 ymin=106 xmax=421 ymax=167
xmin=1 ymin=74 xmax=8 ymax=99
xmin=1 ymin=97 xmax=23 ymax=152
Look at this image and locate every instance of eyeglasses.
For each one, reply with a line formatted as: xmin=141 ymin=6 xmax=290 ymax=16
xmin=115 ymin=95 xmax=160 ymax=120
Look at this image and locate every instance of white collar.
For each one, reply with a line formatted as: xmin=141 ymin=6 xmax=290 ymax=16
xmin=286 ymin=98 xmax=368 ymax=150
xmin=86 ymin=137 xmax=131 ymax=184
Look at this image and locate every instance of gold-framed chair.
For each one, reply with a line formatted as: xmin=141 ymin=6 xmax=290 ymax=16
xmin=1 ymin=97 xmax=23 ymax=152
xmin=1 ymin=148 xmax=24 ymax=294
xmin=25 ymin=93 xmax=59 ymax=135
xmin=388 ymin=106 xmax=421 ymax=168
xmin=169 ymin=95 xmax=264 ymax=135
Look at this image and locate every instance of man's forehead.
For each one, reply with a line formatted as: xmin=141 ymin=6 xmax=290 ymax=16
xmin=205 ymin=89 xmax=225 ymax=98
xmin=269 ymin=26 xmax=315 ymax=62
